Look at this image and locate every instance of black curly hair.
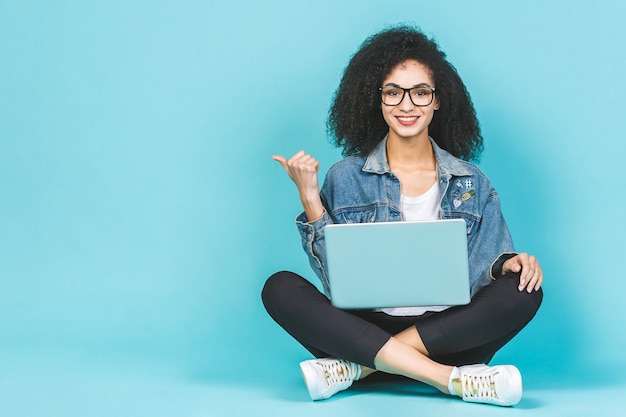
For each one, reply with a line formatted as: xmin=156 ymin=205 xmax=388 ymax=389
xmin=327 ymin=24 xmax=483 ymax=161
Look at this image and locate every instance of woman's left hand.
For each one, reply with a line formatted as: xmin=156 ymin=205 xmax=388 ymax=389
xmin=501 ymin=253 xmax=543 ymax=293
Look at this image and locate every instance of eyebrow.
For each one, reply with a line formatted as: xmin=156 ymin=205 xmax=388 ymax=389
xmin=382 ymin=82 xmax=434 ymax=88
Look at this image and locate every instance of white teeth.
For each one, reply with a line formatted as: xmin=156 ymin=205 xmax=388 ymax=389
xmin=398 ymin=117 xmax=417 ymax=121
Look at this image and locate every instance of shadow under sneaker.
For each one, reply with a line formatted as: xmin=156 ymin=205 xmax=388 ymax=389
xmin=299 ymin=358 xmax=361 ymax=400
xmin=458 ymin=364 xmax=523 ymax=406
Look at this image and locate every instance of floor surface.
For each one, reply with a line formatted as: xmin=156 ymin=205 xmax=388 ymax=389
xmin=1 ymin=349 xmax=622 ymax=417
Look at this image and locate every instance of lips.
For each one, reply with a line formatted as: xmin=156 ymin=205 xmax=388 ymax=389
xmin=396 ymin=116 xmax=419 ymax=126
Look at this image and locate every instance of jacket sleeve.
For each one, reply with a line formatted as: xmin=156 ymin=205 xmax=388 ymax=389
xmin=295 ymin=208 xmax=333 ymax=298
xmin=294 ymin=160 xmax=348 ymax=297
xmin=467 ymin=187 xmax=517 ymax=296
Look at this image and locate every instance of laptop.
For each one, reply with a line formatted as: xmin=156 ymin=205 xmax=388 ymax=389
xmin=324 ymin=219 xmax=470 ymax=309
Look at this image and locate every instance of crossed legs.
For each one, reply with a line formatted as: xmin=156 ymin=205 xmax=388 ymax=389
xmin=262 ymin=270 xmax=542 ymax=397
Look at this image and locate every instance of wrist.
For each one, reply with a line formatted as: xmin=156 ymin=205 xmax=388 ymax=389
xmin=298 ymin=192 xmax=322 ymax=220
xmin=490 ymin=252 xmax=518 ymax=279
xmin=299 ymin=189 xmax=320 ymax=205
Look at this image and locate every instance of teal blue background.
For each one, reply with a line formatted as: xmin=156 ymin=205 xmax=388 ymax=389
xmin=1 ymin=1 xmax=625 ymax=414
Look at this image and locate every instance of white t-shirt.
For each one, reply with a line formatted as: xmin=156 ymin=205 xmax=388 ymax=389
xmin=400 ymin=182 xmax=440 ymax=221
xmin=377 ymin=182 xmax=453 ymax=316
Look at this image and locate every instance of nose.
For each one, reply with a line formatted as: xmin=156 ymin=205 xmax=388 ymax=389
xmin=399 ymin=91 xmax=416 ymax=110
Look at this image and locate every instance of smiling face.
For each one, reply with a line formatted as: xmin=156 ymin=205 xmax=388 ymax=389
xmin=381 ymin=60 xmax=438 ymax=143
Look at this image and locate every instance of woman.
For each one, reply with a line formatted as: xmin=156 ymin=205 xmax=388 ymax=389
xmin=262 ymin=25 xmax=543 ymax=407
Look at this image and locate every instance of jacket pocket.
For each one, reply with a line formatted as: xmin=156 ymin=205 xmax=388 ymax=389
xmin=334 ymin=205 xmax=377 ymax=224
xmin=442 ymin=212 xmax=479 ymax=234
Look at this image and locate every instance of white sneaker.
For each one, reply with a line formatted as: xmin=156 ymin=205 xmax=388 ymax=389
xmin=299 ymin=358 xmax=361 ymax=400
xmin=457 ymin=364 xmax=522 ymax=406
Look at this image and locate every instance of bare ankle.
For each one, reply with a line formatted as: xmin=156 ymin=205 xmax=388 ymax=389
xmin=358 ymin=365 xmax=377 ymax=380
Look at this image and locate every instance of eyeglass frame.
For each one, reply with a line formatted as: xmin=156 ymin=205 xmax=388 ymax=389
xmin=378 ymin=85 xmax=437 ymax=107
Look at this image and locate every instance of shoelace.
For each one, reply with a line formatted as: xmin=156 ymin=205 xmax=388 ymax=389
xmin=461 ymin=371 xmax=498 ymax=400
xmin=319 ymin=360 xmax=356 ymax=387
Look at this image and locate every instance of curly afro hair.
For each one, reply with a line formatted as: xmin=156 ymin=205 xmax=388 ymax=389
xmin=327 ymin=24 xmax=483 ymax=161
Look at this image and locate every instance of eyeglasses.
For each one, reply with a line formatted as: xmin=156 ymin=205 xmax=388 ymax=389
xmin=379 ymin=85 xmax=436 ymax=107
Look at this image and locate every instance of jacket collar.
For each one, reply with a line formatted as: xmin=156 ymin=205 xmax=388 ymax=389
xmin=362 ymin=135 xmax=473 ymax=177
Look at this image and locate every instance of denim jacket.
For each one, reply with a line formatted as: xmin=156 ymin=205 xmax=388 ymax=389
xmin=296 ymin=136 xmax=516 ymax=299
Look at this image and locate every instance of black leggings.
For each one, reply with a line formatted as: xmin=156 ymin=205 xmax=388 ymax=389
xmin=262 ymin=271 xmax=542 ymax=369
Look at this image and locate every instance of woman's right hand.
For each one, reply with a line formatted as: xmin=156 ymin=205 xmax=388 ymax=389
xmin=272 ymin=151 xmax=325 ymax=221
xmin=272 ymin=151 xmax=320 ymax=197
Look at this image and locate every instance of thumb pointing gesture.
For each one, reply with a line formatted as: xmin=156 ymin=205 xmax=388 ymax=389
xmin=272 ymin=151 xmax=324 ymax=221
xmin=271 ymin=151 xmax=320 ymax=194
